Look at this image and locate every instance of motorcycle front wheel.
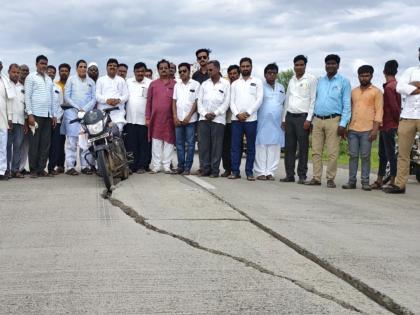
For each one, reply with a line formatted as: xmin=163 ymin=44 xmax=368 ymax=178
xmin=97 ymin=149 xmax=114 ymax=191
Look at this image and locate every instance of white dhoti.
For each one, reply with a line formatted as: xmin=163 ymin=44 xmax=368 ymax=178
xmin=151 ymin=138 xmax=173 ymax=172
xmin=65 ymin=135 xmax=92 ymax=169
xmin=254 ymin=144 xmax=281 ymax=177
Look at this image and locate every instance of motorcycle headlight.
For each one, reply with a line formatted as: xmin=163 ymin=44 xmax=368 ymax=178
xmin=86 ymin=120 xmax=104 ymax=135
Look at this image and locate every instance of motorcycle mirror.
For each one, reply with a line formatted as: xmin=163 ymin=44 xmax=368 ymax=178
xmin=77 ymin=111 xmax=86 ymax=119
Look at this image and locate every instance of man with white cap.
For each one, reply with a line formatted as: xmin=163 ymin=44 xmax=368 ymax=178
xmin=88 ymin=62 xmax=99 ymax=83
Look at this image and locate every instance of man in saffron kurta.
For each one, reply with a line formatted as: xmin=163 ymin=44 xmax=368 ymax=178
xmin=146 ymin=59 xmax=176 ymax=174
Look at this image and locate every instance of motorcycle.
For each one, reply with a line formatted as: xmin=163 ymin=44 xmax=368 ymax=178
xmin=61 ymin=105 xmax=130 ymax=191
xmin=383 ymin=132 xmax=420 ymax=184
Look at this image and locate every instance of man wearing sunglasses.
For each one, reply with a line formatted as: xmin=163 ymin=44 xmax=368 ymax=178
xmin=192 ymin=48 xmax=211 ymax=176
xmin=172 ymin=63 xmax=200 ymax=175
xmin=192 ymin=48 xmax=211 ymax=84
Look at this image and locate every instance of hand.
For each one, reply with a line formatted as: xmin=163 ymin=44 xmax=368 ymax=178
xmin=182 ymin=116 xmax=191 ymax=125
xmin=303 ymin=120 xmax=311 ymax=130
xmin=409 ymin=81 xmax=420 ymax=88
xmin=106 ymin=99 xmax=114 ymax=106
xmin=52 ymin=117 xmax=57 ymax=128
xmin=369 ymin=129 xmax=378 ymax=142
xmin=145 ymin=119 xmax=150 ymax=127
xmin=337 ymin=126 xmax=347 ymax=139
xmin=23 ymin=122 xmax=29 ymax=135
xmin=173 ymin=116 xmax=181 ymax=127
xmin=281 ymin=122 xmax=286 ymax=131
xmin=8 ymin=120 xmax=13 ymax=130
xmin=236 ymin=112 xmax=248 ymax=122
xmin=205 ymin=113 xmax=215 ymax=120
xmin=28 ymin=115 xmax=35 ymax=127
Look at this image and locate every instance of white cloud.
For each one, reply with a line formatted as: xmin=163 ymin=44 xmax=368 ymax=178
xmin=0 ymin=0 xmax=418 ymax=88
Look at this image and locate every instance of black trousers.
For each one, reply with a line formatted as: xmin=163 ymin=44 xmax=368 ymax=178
xmin=284 ymin=113 xmax=310 ymax=179
xmin=48 ymin=123 xmax=65 ymax=171
xmin=29 ymin=116 xmax=52 ymax=173
xmin=222 ymin=123 xmax=232 ymax=173
xmin=378 ymin=128 xmax=397 ymax=177
xmin=125 ymin=123 xmax=150 ymax=171
xmin=198 ymin=120 xmax=224 ymax=175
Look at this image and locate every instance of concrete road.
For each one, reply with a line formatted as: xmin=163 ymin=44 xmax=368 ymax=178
xmin=0 ymin=155 xmax=418 ymax=314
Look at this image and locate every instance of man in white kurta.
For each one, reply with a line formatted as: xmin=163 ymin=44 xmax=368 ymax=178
xmin=0 ymin=60 xmax=12 ymax=180
xmin=230 ymin=57 xmax=263 ymax=180
xmin=254 ymin=63 xmax=285 ymax=180
xmin=96 ymin=58 xmax=129 ymax=132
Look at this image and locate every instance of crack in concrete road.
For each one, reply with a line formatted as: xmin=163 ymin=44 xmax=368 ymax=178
xmin=104 ymin=191 xmax=367 ymax=314
xmin=181 ymin=178 xmax=415 ymax=315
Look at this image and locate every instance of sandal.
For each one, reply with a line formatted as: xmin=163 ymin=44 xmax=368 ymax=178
xmin=370 ymin=181 xmax=383 ymax=190
xmin=66 ymin=168 xmax=79 ymax=176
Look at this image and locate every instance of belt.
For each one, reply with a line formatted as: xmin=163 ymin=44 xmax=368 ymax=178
xmin=314 ymin=113 xmax=341 ymax=120
xmin=287 ymin=112 xmax=307 ymax=118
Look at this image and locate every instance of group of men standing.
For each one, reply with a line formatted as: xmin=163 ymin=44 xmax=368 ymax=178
xmin=0 ymin=47 xmax=419 ymax=194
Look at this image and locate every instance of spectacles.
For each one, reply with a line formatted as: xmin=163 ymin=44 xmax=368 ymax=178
xmin=178 ymin=69 xmax=188 ymax=74
xmin=197 ymin=55 xmax=208 ymax=60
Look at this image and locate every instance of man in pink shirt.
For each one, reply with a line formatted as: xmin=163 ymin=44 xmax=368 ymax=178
xmin=146 ymin=59 xmax=176 ymax=174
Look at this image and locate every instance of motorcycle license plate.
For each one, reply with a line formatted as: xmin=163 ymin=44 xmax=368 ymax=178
xmin=88 ymin=132 xmax=109 ymax=143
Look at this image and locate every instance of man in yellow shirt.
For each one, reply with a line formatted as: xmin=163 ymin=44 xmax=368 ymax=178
xmin=342 ymin=65 xmax=383 ymax=191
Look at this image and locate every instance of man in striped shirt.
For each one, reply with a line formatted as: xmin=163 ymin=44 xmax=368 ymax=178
xmin=24 ymin=55 xmax=57 ymax=178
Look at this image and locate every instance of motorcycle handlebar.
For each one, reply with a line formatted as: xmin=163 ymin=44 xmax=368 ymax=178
xmin=69 ymin=118 xmax=81 ymax=124
xmin=103 ymin=107 xmax=119 ymax=113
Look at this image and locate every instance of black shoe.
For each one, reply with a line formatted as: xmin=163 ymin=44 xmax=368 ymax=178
xmin=342 ymin=182 xmax=356 ymax=189
xmin=209 ymin=173 xmax=219 ymax=178
xmin=297 ymin=177 xmax=306 ymax=184
xmin=81 ymin=167 xmax=93 ymax=175
xmin=221 ymin=170 xmax=231 ymax=177
xmin=21 ymin=169 xmax=30 ymax=175
xmin=280 ymin=177 xmax=295 ymax=182
xmin=0 ymin=175 xmax=9 ymax=181
xmin=361 ymin=183 xmax=372 ymax=191
xmin=383 ymin=184 xmax=405 ymax=194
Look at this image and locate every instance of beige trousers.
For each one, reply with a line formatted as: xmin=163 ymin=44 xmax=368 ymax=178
xmin=311 ymin=116 xmax=341 ymax=181
xmin=395 ymin=119 xmax=420 ymax=188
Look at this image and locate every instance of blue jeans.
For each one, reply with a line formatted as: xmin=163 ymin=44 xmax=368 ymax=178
xmin=231 ymin=120 xmax=257 ymax=176
xmin=175 ymin=122 xmax=196 ymax=171
xmin=7 ymin=123 xmax=24 ymax=172
xmin=348 ymin=130 xmax=372 ymax=184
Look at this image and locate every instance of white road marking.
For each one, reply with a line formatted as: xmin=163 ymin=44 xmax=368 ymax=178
xmin=185 ymin=175 xmax=216 ymax=190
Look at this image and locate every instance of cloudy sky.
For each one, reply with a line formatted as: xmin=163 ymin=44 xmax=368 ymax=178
xmin=1 ymin=0 xmax=419 ymax=86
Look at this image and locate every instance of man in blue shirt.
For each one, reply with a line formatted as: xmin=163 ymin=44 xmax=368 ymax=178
xmin=305 ymin=54 xmax=351 ymax=188
xmin=25 ymin=55 xmax=57 ymax=178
